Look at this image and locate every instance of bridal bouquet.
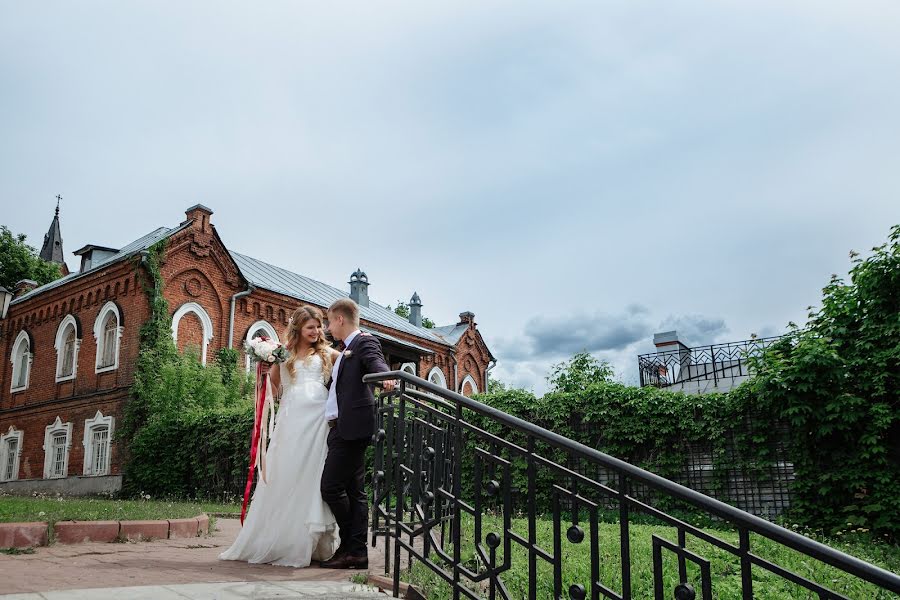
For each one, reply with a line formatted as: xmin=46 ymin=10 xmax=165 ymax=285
xmin=244 ymin=335 xmax=288 ymax=364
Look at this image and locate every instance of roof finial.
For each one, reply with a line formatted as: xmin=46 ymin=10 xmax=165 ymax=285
xmin=55 ymin=194 xmax=62 ymax=217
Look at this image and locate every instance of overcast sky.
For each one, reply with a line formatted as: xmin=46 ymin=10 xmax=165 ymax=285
xmin=2 ymin=2 xmax=899 ymax=394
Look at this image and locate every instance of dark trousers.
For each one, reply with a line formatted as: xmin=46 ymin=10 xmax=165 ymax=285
xmin=321 ymin=427 xmax=369 ymax=556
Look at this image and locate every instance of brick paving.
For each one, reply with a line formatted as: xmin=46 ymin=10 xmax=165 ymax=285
xmin=0 ymin=518 xmax=390 ymax=596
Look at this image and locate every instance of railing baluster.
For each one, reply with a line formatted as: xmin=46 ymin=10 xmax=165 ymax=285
xmin=527 ymin=436 xmax=537 ymax=600
xmin=739 ymin=528 xmax=753 ymax=598
xmin=619 ymin=472 xmax=632 ymax=599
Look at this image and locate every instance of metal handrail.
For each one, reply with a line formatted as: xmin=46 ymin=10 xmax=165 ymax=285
xmin=365 ymin=369 xmax=900 ymax=592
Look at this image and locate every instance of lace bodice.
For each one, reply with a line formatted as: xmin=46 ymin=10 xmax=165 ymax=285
xmin=279 ymin=354 xmax=329 ymax=408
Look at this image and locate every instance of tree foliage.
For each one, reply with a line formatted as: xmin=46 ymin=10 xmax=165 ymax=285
xmin=747 ymin=225 xmax=900 ymax=535
xmin=546 ymin=351 xmax=615 ymax=393
xmin=0 ymin=226 xmax=61 ymax=290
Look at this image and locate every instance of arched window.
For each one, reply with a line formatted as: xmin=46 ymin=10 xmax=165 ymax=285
xmin=459 ymin=374 xmax=479 ymax=397
xmin=244 ymin=320 xmax=280 ymax=371
xmin=427 ymin=366 xmax=447 ymax=389
xmin=55 ymin=315 xmax=82 ymax=382
xmin=0 ymin=427 xmax=23 ymax=482
xmin=401 ymin=362 xmax=417 ymax=376
xmin=83 ymin=411 xmax=114 ymax=476
xmin=10 ymin=331 xmax=33 ymax=392
xmin=94 ymin=301 xmax=123 ymax=372
xmin=171 ymin=302 xmax=214 ymax=365
xmin=43 ymin=417 xmax=73 ymax=479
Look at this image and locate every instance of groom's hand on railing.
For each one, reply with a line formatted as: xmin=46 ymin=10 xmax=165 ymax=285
xmin=382 ymin=379 xmax=397 ymax=392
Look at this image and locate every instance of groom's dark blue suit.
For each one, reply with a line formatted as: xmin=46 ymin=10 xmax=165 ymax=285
xmin=321 ymin=332 xmax=389 ymax=561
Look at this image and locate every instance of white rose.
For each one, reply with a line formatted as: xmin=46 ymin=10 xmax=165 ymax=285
xmin=267 ymin=355 xmax=276 ymax=363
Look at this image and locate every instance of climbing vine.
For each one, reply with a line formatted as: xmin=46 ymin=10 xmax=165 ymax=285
xmin=121 ymin=238 xmax=254 ymax=497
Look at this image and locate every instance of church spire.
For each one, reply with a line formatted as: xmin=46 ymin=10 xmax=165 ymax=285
xmin=39 ymin=194 xmax=66 ymax=267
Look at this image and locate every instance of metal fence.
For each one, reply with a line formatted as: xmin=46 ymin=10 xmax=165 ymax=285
xmin=638 ymin=337 xmax=784 ymax=390
xmin=366 ymin=370 xmax=900 ymax=599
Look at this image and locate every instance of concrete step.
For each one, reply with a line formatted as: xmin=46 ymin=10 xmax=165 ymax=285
xmin=0 ymin=581 xmax=387 ymax=599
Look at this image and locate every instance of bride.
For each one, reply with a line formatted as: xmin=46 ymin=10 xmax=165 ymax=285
xmin=219 ymin=306 xmax=341 ymax=567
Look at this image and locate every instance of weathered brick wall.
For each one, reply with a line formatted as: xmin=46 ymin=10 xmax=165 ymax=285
xmin=0 ymin=258 xmax=149 ymax=479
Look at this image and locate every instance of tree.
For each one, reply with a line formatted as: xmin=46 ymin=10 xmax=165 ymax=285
xmin=388 ymin=300 xmax=435 ymax=328
xmin=0 ymin=226 xmax=61 ymax=290
xmin=749 ymin=224 xmax=900 ymax=536
xmin=546 ymin=351 xmax=614 ymax=393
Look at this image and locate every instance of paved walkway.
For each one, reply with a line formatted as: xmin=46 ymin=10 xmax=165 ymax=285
xmin=0 ymin=518 xmax=390 ymax=597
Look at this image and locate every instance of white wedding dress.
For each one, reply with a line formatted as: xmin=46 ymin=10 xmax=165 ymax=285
xmin=219 ymin=356 xmax=339 ymax=567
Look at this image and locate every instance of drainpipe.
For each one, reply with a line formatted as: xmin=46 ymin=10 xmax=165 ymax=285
xmin=451 ymin=348 xmax=458 ymax=393
xmin=228 ymin=285 xmax=255 ymax=348
xmin=485 ymin=358 xmax=497 ymax=392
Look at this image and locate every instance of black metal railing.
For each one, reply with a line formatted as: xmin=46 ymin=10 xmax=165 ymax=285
xmin=638 ymin=336 xmax=784 ymax=389
xmin=366 ymin=370 xmax=900 ymax=599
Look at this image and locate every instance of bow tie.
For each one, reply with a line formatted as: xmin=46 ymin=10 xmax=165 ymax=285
xmin=337 ymin=341 xmax=347 ymax=351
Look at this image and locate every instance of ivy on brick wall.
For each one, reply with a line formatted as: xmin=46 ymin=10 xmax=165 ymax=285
xmin=121 ymin=239 xmax=255 ymax=497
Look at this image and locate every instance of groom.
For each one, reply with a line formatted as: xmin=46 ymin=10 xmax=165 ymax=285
xmin=320 ymin=298 xmax=392 ymax=569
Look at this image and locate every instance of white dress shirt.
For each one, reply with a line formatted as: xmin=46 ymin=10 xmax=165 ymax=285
xmin=325 ymin=329 xmax=360 ymax=421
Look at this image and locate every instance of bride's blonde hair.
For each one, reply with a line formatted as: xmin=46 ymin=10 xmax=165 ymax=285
xmin=284 ymin=306 xmax=332 ymax=382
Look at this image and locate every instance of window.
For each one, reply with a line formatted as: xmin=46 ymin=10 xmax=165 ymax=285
xmin=244 ymin=320 xmax=279 ymax=371
xmin=10 ymin=331 xmax=32 ymax=392
xmin=94 ymin=302 xmax=123 ymax=372
xmin=55 ymin=315 xmax=81 ymax=382
xmin=171 ymin=302 xmax=214 ymax=364
xmin=43 ymin=417 xmax=73 ymax=479
xmin=83 ymin=411 xmax=114 ymax=476
xmin=459 ymin=374 xmax=479 ymax=397
xmin=0 ymin=427 xmax=23 ymax=482
xmin=427 ymin=367 xmax=447 ymax=389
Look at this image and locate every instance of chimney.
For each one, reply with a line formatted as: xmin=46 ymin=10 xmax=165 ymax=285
xmin=409 ymin=292 xmax=422 ymax=327
xmin=653 ymin=330 xmax=692 ymax=368
xmin=184 ymin=204 xmax=214 ymax=233
xmin=349 ymin=268 xmax=369 ymax=307
xmin=14 ymin=279 xmax=38 ymax=297
xmin=458 ymin=311 xmax=475 ymax=327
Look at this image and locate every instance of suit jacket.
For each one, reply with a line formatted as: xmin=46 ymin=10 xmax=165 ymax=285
xmin=334 ymin=333 xmax=390 ymax=440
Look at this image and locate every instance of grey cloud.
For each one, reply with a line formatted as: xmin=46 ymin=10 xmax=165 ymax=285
xmin=656 ymin=315 xmax=729 ymax=347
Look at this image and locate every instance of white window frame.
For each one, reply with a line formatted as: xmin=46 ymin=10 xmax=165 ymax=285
xmin=244 ymin=320 xmax=280 ymax=371
xmin=0 ymin=426 xmax=23 ymax=482
xmin=427 ymin=366 xmax=447 ymax=389
xmin=55 ymin=315 xmax=81 ymax=383
xmin=171 ymin=302 xmax=214 ymax=365
xmin=459 ymin=374 xmax=479 ymax=396
xmin=401 ymin=362 xmax=417 ymax=376
xmin=82 ymin=410 xmax=115 ymax=476
xmin=43 ymin=416 xmax=73 ymax=479
xmin=94 ymin=301 xmax=124 ymax=373
xmin=10 ymin=330 xmax=33 ymax=392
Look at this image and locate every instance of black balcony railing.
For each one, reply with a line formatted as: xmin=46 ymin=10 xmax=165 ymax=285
xmin=365 ymin=370 xmax=900 ymax=599
xmin=638 ymin=336 xmax=784 ymax=389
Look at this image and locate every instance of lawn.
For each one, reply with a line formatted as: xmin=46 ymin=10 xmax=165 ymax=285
xmin=405 ymin=514 xmax=900 ymax=600
xmin=0 ymin=494 xmax=240 ymax=524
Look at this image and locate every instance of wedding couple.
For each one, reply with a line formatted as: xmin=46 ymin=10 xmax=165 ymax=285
xmin=219 ymin=298 xmax=392 ymax=569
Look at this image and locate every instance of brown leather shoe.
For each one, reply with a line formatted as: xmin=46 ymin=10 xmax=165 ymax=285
xmin=319 ymin=552 xmax=369 ymax=569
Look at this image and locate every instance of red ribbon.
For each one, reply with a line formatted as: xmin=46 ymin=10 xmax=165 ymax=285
xmin=241 ymin=362 xmax=268 ymax=524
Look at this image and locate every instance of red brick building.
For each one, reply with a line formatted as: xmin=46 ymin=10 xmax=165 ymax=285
xmin=0 ymin=205 xmax=494 ymax=494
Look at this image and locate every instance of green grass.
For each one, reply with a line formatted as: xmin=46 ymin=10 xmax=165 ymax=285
xmin=0 ymin=494 xmax=240 ymax=524
xmin=404 ymin=515 xmax=900 ymax=600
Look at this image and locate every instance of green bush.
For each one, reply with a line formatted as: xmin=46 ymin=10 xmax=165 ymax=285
xmin=747 ymin=225 xmax=900 ymax=536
